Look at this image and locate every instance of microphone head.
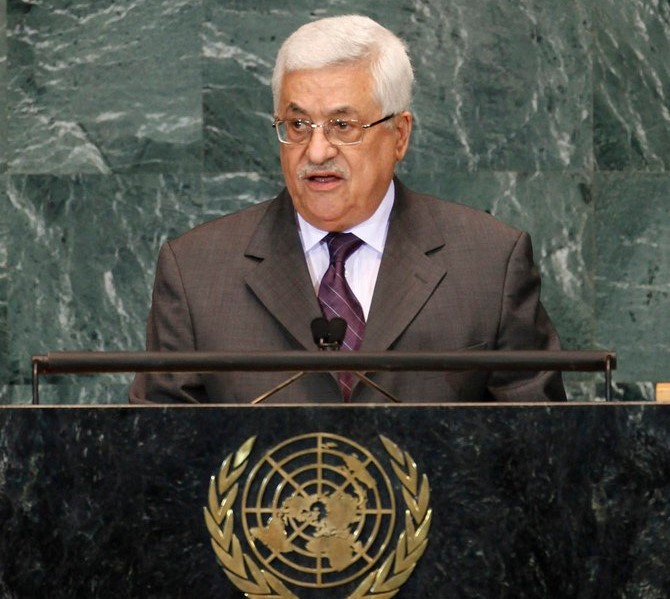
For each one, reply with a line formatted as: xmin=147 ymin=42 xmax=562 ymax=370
xmin=310 ymin=317 xmax=330 ymax=346
xmin=329 ymin=318 xmax=347 ymax=345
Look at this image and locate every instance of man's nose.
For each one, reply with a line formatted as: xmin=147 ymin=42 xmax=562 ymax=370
xmin=305 ymin=126 xmax=338 ymax=164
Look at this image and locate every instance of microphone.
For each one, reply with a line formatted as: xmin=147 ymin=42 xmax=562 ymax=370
xmin=329 ymin=318 xmax=347 ymax=346
xmin=311 ymin=317 xmax=346 ymax=350
xmin=311 ymin=317 xmax=331 ymax=348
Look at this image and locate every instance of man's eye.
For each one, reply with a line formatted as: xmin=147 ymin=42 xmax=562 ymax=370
xmin=332 ymin=120 xmax=352 ymax=130
xmin=290 ymin=120 xmax=310 ymax=131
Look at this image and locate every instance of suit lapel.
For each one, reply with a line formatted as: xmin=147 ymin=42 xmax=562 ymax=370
xmin=363 ymin=181 xmax=448 ymax=350
xmin=242 ymin=183 xmax=448 ymax=353
xmin=244 ymin=191 xmax=323 ymax=350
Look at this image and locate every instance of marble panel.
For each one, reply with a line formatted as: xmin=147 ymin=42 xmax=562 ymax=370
xmin=201 ymin=170 xmax=283 ymax=217
xmin=1 ymin=0 xmax=668 ymax=405
xmin=203 ymin=1 xmax=593 ymax=174
xmin=0 ymin=0 xmax=6 ymax=173
xmin=404 ymin=0 xmax=593 ymax=173
xmin=202 ymin=3 xmax=289 ymax=174
xmin=593 ymin=0 xmax=670 ymax=171
xmin=6 ymin=0 xmax=202 ymax=174
xmin=595 ymin=172 xmax=670 ymax=381
xmin=4 ymin=174 xmax=203 ymax=392
xmin=0 ymin=177 xmax=7 ymax=392
xmin=1 ymin=404 xmax=669 ymax=597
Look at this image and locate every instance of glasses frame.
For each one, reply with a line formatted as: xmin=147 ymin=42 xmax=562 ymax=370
xmin=272 ymin=114 xmax=395 ymax=146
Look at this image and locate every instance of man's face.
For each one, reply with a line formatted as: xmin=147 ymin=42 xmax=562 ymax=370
xmin=277 ymin=62 xmax=412 ymax=232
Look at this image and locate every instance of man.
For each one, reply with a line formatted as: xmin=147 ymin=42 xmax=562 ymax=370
xmin=130 ymin=15 xmax=566 ymax=404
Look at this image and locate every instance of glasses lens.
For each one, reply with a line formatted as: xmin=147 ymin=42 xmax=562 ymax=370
xmin=277 ymin=120 xmax=311 ymax=144
xmin=327 ymin=120 xmax=362 ymax=145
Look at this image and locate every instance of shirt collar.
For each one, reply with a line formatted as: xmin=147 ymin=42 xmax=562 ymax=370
xmin=297 ymin=180 xmax=395 ymax=253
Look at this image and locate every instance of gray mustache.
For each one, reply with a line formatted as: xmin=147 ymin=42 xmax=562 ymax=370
xmin=298 ymin=161 xmax=348 ymax=180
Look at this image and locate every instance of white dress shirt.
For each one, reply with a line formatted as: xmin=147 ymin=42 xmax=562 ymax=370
xmin=297 ymin=180 xmax=395 ymax=319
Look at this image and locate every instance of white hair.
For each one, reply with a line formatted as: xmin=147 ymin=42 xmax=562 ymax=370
xmin=272 ymin=15 xmax=414 ymax=115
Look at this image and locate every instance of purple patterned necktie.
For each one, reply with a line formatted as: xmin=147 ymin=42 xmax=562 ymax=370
xmin=318 ymin=232 xmax=366 ymax=401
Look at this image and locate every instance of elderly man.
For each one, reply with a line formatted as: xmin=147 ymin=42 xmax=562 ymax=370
xmin=130 ymin=15 xmax=566 ymax=404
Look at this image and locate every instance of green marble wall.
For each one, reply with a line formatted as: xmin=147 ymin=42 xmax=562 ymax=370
xmin=0 ymin=1 xmax=668 ymax=404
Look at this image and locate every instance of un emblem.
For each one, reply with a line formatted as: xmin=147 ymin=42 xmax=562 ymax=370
xmin=204 ymin=433 xmax=432 ymax=598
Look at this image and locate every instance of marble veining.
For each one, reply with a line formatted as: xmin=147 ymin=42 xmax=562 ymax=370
xmin=1 ymin=404 xmax=669 ymax=597
xmin=594 ymin=0 xmax=670 ymax=170
xmin=0 ymin=2 xmax=669 ymax=403
xmin=7 ymin=0 xmax=202 ymax=174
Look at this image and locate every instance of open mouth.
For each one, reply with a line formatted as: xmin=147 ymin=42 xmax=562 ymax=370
xmin=299 ymin=162 xmax=347 ymax=184
xmin=307 ymin=174 xmax=341 ymax=183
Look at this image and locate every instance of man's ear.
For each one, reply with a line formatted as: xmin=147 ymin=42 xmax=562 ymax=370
xmin=394 ymin=111 xmax=413 ymax=161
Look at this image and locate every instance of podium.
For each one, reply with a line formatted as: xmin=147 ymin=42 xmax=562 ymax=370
xmin=1 ymin=402 xmax=669 ymax=597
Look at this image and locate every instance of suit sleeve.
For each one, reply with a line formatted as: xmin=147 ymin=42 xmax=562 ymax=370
xmin=129 ymin=241 xmax=208 ymax=404
xmin=487 ymin=231 xmax=567 ymax=402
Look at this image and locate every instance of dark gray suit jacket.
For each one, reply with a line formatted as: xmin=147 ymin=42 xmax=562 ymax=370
xmin=130 ymin=179 xmax=565 ymax=403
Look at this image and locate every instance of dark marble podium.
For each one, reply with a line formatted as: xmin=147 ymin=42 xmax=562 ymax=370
xmin=1 ymin=403 xmax=669 ymax=598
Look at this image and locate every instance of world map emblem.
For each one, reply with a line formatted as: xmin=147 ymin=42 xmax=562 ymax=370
xmin=204 ymin=433 xmax=432 ymax=598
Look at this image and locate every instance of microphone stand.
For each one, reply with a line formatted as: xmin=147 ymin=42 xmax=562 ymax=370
xmin=249 ymin=318 xmax=337 ymax=404
xmin=352 ymin=372 xmax=402 ymax=403
xmin=250 ymin=371 xmax=306 ymax=405
xmin=251 ymin=317 xmax=402 ymax=404
xmin=315 ymin=318 xmax=402 ymax=404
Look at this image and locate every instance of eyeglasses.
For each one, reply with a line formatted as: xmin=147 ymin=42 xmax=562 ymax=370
xmin=273 ymin=114 xmax=395 ymax=146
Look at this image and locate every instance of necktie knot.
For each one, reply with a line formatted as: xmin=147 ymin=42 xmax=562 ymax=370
xmin=324 ymin=232 xmax=363 ymax=266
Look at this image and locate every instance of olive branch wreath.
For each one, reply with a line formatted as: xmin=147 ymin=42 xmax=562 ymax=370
xmin=203 ymin=434 xmax=432 ymax=599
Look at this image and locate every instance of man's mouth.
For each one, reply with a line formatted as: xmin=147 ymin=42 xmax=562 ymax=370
xmin=298 ymin=162 xmax=348 ymax=183
xmin=307 ymin=174 xmax=341 ymax=183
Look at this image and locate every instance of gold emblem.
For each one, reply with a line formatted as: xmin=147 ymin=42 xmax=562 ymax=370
xmin=204 ymin=433 xmax=432 ymax=598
